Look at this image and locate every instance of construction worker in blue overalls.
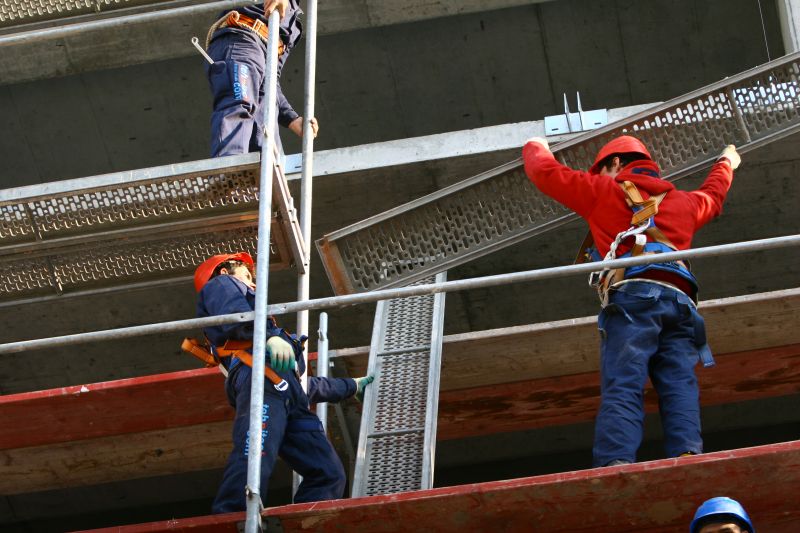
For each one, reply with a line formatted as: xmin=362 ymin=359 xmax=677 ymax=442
xmin=194 ymin=252 xmax=372 ymax=512
xmin=204 ymin=0 xmax=318 ymax=157
xmin=523 ymin=135 xmax=741 ymax=467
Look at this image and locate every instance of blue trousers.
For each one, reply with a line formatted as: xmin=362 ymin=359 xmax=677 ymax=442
xmin=206 ymin=32 xmax=282 ymax=157
xmin=211 ymin=364 xmax=347 ymax=513
xmin=592 ymin=281 xmax=712 ymax=467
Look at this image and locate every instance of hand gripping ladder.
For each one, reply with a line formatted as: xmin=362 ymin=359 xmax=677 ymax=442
xmin=351 ymin=272 xmax=447 ymax=497
xmin=316 ymin=52 xmax=800 ymax=295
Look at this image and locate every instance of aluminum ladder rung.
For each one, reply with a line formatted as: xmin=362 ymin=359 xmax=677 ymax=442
xmin=352 ymin=272 xmax=447 ymax=497
xmin=316 ymin=51 xmax=800 ymax=295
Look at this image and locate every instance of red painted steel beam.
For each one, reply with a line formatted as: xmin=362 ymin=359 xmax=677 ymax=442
xmin=438 ymin=343 xmax=800 ymax=440
xmin=0 ymin=368 xmax=231 ymax=450
xmin=3 ymin=344 xmax=800 ymax=450
xmin=76 ymin=441 xmax=800 ymax=532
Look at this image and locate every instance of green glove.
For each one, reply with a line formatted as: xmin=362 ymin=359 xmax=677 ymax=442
xmin=354 ymin=375 xmax=374 ymax=402
xmin=266 ymin=336 xmax=296 ymax=373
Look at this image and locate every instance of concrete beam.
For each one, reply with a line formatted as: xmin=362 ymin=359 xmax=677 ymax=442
xmin=284 ymin=103 xmax=657 ymax=180
xmin=0 ymin=0 xmax=556 ymax=85
xmin=778 ymin=0 xmax=800 ymax=52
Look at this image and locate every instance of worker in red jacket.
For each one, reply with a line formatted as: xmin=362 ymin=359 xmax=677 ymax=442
xmin=522 ymin=135 xmax=740 ymax=467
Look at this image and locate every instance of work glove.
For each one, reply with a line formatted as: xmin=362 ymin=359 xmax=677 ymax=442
xmin=354 ymin=375 xmax=375 ymax=403
xmin=525 ymin=136 xmax=551 ymax=152
xmin=267 ymin=336 xmax=296 ymax=373
xmin=718 ymin=144 xmax=741 ymax=170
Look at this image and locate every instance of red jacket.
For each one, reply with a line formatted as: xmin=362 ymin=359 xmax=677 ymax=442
xmin=522 ymin=141 xmax=734 ymax=259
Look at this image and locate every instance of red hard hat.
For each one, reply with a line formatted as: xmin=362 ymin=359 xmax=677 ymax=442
xmin=589 ymin=135 xmax=652 ymax=174
xmin=194 ymin=252 xmax=254 ymax=292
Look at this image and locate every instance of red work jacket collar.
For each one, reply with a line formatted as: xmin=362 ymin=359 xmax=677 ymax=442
xmin=613 ymin=160 xmax=674 ymax=197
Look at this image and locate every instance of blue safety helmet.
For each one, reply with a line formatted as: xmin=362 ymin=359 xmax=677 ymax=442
xmin=690 ymin=497 xmax=754 ymax=533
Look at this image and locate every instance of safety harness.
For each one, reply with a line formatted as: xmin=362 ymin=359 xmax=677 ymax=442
xmin=205 ymin=11 xmax=286 ymax=53
xmin=577 ymin=181 xmax=698 ymax=307
xmin=181 ymin=337 xmax=289 ymax=392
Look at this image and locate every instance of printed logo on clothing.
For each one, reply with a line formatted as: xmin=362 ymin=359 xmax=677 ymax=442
xmin=232 ymin=63 xmax=251 ymax=102
xmin=244 ymin=404 xmax=270 ymax=457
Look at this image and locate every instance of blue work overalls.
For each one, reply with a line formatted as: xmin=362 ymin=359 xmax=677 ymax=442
xmin=592 ymin=280 xmax=712 ymax=467
xmin=205 ymin=2 xmax=303 ymax=157
xmin=197 ymin=275 xmax=356 ymax=513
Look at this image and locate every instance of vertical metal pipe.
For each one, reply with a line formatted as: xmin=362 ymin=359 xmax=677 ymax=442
xmin=292 ymin=0 xmax=319 ymax=498
xmin=296 ymin=0 xmax=318 ymax=394
xmin=245 ymin=9 xmax=281 ymax=533
xmin=316 ymin=312 xmax=330 ymax=431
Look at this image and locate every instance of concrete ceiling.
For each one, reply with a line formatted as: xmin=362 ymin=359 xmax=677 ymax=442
xmin=1 ymin=0 xmax=798 ymax=530
xmin=0 ymin=0 xmax=783 ymax=187
xmin=0 ymin=0 xmax=558 ymax=85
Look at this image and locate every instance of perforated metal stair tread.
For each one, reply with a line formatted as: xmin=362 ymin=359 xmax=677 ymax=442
xmin=316 ymin=52 xmax=800 ymax=295
xmin=0 ymin=154 xmax=305 ymax=303
xmin=352 ymin=273 xmax=447 ymax=497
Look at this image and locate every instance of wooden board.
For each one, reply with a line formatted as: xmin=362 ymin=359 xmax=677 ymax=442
xmin=336 ymin=287 xmax=800 ymax=390
xmin=1 ymin=421 xmax=231 ymax=495
xmin=0 ymin=368 xmax=231 ymax=450
xmin=438 ymin=343 xmax=800 ymax=440
xmin=77 ymin=440 xmax=800 ymax=533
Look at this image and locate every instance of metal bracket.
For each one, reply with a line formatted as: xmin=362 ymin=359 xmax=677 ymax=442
xmin=544 ymin=92 xmax=608 ymax=135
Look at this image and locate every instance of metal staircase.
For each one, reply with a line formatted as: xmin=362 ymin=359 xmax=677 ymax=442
xmin=352 ymin=272 xmax=447 ymax=497
xmin=316 ymin=51 xmax=800 ymax=295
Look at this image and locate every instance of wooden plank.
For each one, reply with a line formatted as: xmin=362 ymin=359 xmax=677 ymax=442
xmin=0 ymin=421 xmax=231 ymax=495
xmin=337 ymin=288 xmax=800 ymax=390
xmin=75 ymin=512 xmax=244 ymax=533
xmin=2 ymin=289 xmax=793 ymax=451
xmin=437 ymin=343 xmax=800 ymax=440
xmin=0 ymin=368 xmax=231 ymax=450
xmin=7 ymin=344 xmax=797 ymax=494
xmin=76 ymin=441 xmax=800 ymax=532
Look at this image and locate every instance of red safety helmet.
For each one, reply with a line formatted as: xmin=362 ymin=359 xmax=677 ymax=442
xmin=589 ymin=135 xmax=652 ymax=174
xmin=194 ymin=252 xmax=254 ymax=292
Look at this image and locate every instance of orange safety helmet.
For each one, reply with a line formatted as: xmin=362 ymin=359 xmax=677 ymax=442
xmin=589 ymin=135 xmax=652 ymax=174
xmin=194 ymin=252 xmax=254 ymax=292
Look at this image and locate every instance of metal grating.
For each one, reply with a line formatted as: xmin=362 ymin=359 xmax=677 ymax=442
xmin=317 ymin=52 xmax=800 ymax=295
xmin=0 ymin=155 xmax=305 ymax=302
xmin=0 ymin=0 xmax=165 ymax=27
xmin=352 ymin=273 xmax=447 ymax=497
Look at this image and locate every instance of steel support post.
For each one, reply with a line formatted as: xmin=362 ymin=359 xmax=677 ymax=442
xmin=317 ymin=312 xmax=330 ymax=431
xmin=245 ymin=10 xmax=281 ymax=533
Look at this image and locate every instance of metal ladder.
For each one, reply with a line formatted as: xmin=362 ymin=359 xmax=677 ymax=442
xmin=316 ymin=51 xmax=800 ymax=295
xmin=352 ymin=272 xmax=447 ymax=496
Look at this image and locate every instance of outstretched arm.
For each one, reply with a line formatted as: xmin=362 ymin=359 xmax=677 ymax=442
xmin=522 ymin=138 xmax=606 ymax=219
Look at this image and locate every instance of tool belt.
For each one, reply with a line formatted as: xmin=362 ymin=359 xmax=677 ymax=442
xmin=206 ymin=11 xmax=285 ymax=54
xmin=181 ymin=337 xmax=289 ymax=392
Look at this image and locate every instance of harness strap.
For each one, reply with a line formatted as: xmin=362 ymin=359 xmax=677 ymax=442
xmin=181 ymin=338 xmax=288 ymax=391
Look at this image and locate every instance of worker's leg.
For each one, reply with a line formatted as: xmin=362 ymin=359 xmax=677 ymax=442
xmin=212 ymin=365 xmax=289 ymax=513
xmin=593 ymin=282 xmax=663 ymax=467
xmin=650 ymin=298 xmax=704 ymax=458
xmin=206 ymin=32 xmax=265 ymax=157
xmin=280 ymin=391 xmax=346 ymax=503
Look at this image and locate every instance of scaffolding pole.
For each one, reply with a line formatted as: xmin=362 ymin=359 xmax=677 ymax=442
xmin=244 ymin=9 xmax=280 ymax=533
xmin=297 ymin=0 xmax=318 ymax=394
xmin=317 ymin=312 xmax=330 ymax=432
xmin=0 ymin=234 xmax=798 ymax=355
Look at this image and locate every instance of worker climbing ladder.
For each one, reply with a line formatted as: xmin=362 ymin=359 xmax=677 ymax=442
xmin=352 ymin=272 xmax=447 ymax=497
xmin=316 ymin=51 xmax=800 ymax=295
